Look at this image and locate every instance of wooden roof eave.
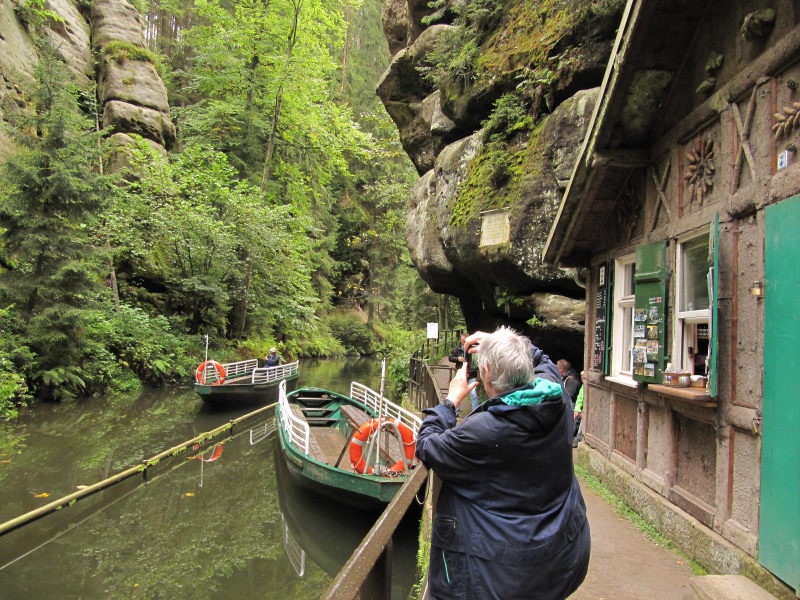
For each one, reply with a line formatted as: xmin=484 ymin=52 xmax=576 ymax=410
xmin=543 ymin=0 xmax=645 ymax=267
xmin=546 ymin=8 xmax=800 ymax=269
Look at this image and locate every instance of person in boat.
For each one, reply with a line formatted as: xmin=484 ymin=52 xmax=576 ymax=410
xmin=448 ymin=333 xmax=480 ymax=411
xmin=264 ymin=347 xmax=281 ymax=368
xmin=415 ymin=326 xmax=590 ymax=600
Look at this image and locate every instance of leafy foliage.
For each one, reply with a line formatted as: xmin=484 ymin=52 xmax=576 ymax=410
xmin=111 ymin=141 xmax=320 ymax=340
xmin=481 ymin=93 xmax=533 ymax=144
xmin=328 ymin=312 xmax=375 ymax=355
xmin=422 ymin=0 xmax=510 ymax=88
xmin=0 ymin=46 xmax=115 ymax=400
xmin=13 ymin=0 xmax=64 ymax=29
xmin=1 ymin=0 xmax=440 ymax=412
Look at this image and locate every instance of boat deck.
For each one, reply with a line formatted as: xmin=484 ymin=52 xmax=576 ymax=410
xmin=223 ymin=374 xmax=253 ymax=384
xmin=313 ymin=428 xmax=356 ymax=472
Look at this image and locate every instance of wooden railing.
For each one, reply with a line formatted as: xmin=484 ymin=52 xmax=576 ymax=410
xmin=322 ymin=464 xmax=428 ymax=600
xmin=322 ymin=329 xmax=461 ymax=599
xmin=408 ymin=329 xmax=461 ymax=412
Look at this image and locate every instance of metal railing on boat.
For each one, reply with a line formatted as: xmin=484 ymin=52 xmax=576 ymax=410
xmin=223 ymin=358 xmax=259 ymax=379
xmin=277 ymin=379 xmax=311 ymax=454
xmin=349 ymin=382 xmax=422 ymax=435
xmin=252 ymin=360 xmax=299 ymax=383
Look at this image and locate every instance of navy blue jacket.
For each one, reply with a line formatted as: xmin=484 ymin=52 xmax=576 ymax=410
xmin=416 ymin=345 xmax=590 ymax=599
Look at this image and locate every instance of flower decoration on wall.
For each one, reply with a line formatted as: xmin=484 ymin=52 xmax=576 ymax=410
xmin=683 ymin=138 xmax=714 ymax=205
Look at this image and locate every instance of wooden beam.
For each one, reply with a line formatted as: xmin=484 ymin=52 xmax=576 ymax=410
xmin=591 ymin=149 xmax=650 ymax=169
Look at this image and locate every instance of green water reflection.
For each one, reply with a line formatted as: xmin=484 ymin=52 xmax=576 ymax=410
xmin=0 ymin=358 xmax=416 ymax=598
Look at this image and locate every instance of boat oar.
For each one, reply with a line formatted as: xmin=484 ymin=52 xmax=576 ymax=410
xmin=334 ymin=429 xmax=358 ymax=469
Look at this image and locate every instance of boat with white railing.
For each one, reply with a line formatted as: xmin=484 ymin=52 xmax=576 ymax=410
xmin=275 ymin=378 xmax=422 ymax=508
xmin=193 ymin=358 xmax=300 ymax=405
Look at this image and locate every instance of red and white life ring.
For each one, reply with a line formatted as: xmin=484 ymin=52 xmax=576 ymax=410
xmin=349 ymin=418 xmax=416 ymax=475
xmin=195 ymin=360 xmax=226 ymax=385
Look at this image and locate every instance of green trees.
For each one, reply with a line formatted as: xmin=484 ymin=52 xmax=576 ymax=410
xmin=112 ymin=142 xmax=319 ymax=340
xmin=0 ymin=50 xmax=114 ymax=401
xmin=0 ymin=0 xmax=446 ymax=411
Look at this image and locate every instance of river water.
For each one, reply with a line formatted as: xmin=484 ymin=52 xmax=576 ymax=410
xmin=0 ymin=358 xmax=420 ymax=598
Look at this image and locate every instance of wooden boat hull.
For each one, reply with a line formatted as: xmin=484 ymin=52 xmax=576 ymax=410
xmin=274 ymin=445 xmax=419 ymax=587
xmin=276 ymin=386 xmax=416 ymax=510
xmin=194 ymin=372 xmax=299 ymax=406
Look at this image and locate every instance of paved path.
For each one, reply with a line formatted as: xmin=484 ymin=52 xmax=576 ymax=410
xmin=570 ymin=472 xmax=694 ymax=600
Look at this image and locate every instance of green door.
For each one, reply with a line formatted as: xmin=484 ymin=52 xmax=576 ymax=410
xmin=761 ymin=194 xmax=800 ymax=592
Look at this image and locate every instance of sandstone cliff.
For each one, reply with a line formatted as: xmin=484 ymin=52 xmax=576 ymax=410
xmin=0 ymin=0 xmax=174 ymax=163
xmin=378 ymin=0 xmax=624 ymax=362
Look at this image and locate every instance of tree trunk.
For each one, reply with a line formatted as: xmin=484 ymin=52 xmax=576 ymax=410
xmin=261 ymin=91 xmax=283 ymax=190
xmin=260 ymin=0 xmax=303 ymax=190
xmin=339 ymin=6 xmax=351 ymax=97
xmin=107 ymin=248 xmax=120 ymax=311
xmin=236 ymin=259 xmax=253 ymax=338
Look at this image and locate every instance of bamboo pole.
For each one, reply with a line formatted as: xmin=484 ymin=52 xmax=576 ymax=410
xmin=0 ymin=401 xmax=277 ymax=537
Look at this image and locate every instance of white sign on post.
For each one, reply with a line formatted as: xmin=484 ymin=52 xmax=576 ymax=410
xmin=426 ymin=322 xmax=439 ymax=339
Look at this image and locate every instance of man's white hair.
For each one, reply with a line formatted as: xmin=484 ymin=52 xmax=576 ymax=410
xmin=477 ymin=326 xmax=535 ymax=394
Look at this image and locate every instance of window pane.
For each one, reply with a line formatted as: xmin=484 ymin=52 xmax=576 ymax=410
xmin=622 ymin=306 xmax=633 ymax=373
xmin=681 ymin=237 xmax=710 ymax=311
xmin=624 ymin=263 xmax=636 ymax=296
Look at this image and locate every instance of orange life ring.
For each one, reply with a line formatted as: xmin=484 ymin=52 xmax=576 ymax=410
xmin=195 ymin=360 xmax=226 ymax=385
xmin=349 ymin=417 xmax=416 ymax=475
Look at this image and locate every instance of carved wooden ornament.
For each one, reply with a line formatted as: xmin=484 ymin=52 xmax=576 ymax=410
xmin=683 ymin=138 xmax=714 ymax=206
xmin=773 ymin=102 xmax=800 ymax=139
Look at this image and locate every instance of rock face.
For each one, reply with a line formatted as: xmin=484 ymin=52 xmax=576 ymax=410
xmin=0 ymin=0 xmax=174 ymax=161
xmin=378 ymin=1 xmax=623 ymax=364
xmin=377 ymin=25 xmax=460 ymax=174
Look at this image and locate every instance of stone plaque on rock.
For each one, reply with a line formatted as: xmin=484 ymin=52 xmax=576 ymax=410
xmin=480 ymin=209 xmax=510 ymax=247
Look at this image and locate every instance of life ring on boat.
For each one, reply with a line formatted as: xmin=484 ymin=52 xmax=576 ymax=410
xmin=349 ymin=418 xmax=416 ymax=475
xmin=195 ymin=360 xmax=226 ymax=385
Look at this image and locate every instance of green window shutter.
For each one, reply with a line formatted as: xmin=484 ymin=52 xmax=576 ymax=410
xmin=592 ymin=261 xmax=613 ymax=374
xmin=633 ymin=241 xmax=667 ymax=384
xmin=708 ymin=213 xmax=719 ymax=397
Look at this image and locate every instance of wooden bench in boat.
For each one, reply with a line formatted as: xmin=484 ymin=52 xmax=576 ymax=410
xmin=292 ymin=394 xmax=333 ymax=408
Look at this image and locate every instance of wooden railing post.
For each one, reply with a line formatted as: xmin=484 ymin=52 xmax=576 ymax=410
xmin=361 ymin=539 xmax=392 ymax=600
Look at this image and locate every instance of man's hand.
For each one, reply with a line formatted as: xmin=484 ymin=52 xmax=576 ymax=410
xmin=447 ymin=361 xmax=479 ymax=409
xmin=463 ymin=331 xmax=489 ymax=355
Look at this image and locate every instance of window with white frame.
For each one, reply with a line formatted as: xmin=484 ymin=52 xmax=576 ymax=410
xmin=674 ymin=233 xmax=711 ymax=375
xmin=611 ymin=255 xmax=636 ymax=378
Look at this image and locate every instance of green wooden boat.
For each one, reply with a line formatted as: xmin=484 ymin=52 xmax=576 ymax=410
xmin=194 ymin=358 xmax=300 ymax=406
xmin=275 ymin=380 xmax=422 ymax=509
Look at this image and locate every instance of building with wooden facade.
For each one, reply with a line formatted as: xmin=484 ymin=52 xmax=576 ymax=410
xmin=543 ymin=1 xmax=799 ymax=597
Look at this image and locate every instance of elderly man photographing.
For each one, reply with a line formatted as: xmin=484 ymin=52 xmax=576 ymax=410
xmin=415 ymin=327 xmax=590 ymax=600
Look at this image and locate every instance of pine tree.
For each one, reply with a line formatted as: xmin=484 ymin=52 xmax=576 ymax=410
xmin=0 ymin=45 xmax=114 ymax=400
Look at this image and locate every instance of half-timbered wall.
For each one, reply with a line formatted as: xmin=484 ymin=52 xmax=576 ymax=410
xmin=581 ymin=22 xmax=800 ymax=563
